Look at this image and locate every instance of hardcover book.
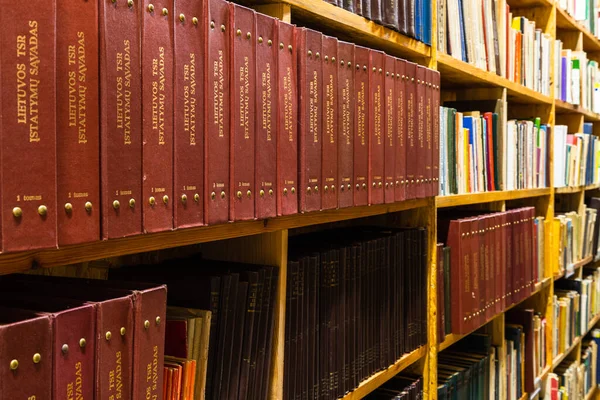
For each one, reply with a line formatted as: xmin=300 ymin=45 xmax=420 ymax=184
xmin=337 ymin=41 xmax=354 ymax=209
xmin=354 ymin=45 xmax=370 ymax=206
xmin=368 ymin=50 xmax=385 ymax=205
xmin=321 ymin=35 xmax=339 ymax=210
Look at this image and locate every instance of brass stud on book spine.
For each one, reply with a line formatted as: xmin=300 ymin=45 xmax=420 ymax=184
xmin=147 ymin=4 xmax=154 ymax=12
xmin=162 ymin=195 xmax=168 ymax=204
xmin=38 ymin=205 xmax=47 ymax=216
xmin=192 ymin=17 xmax=198 ymax=25
xmin=149 ymin=196 xmax=156 ymax=206
xmin=120 ymin=327 xmax=126 ymax=336
xmin=181 ymin=194 xmax=187 ymax=203
xmin=12 ymin=207 xmax=22 ymax=218
xmin=179 ymin=13 xmax=185 ymax=22
xmin=79 ymin=338 xmax=87 ymax=348
xmin=65 ymin=203 xmax=73 ymax=213
xmin=194 ymin=194 xmax=200 ymax=202
xmin=105 ymin=331 xmax=112 ymax=341
xmin=85 ymin=202 xmax=93 ymax=212
xmin=144 ymin=320 xmax=150 ymax=329
xmin=129 ymin=198 xmax=136 ymax=208
xmin=112 ymin=200 xmax=120 ymax=210
xmin=10 ymin=360 xmax=18 ymax=370
xmin=62 ymin=344 xmax=69 ymax=354
xmin=156 ymin=316 xmax=161 ymax=325
xmin=162 ymin=8 xmax=167 ymax=16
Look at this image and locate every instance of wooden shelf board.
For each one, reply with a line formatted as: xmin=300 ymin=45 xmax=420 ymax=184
xmin=0 ymin=197 xmax=429 ymax=275
xmin=436 ymin=188 xmax=551 ymax=208
xmin=556 ymin=7 xmax=600 ymax=52
xmin=341 ymin=346 xmax=426 ymax=400
xmin=538 ymin=364 xmax=551 ymax=382
xmin=437 ymin=53 xmax=553 ymax=104
xmin=552 ymin=313 xmax=600 ymax=370
xmin=506 ymin=0 xmax=553 ymax=8
xmin=256 ymin=0 xmax=430 ymax=59
xmin=585 ymin=386 xmax=596 ymax=400
xmin=439 ymin=277 xmax=551 ymax=351
xmin=586 ymin=183 xmax=600 ymax=191
xmin=554 ymin=255 xmax=594 ymax=281
xmin=555 ymin=100 xmax=600 ymax=122
xmin=555 ymin=185 xmax=584 ymax=194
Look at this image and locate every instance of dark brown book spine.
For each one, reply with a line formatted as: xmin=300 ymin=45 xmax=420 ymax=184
xmin=394 ymin=59 xmax=406 ymax=202
xmin=229 ymin=282 xmax=248 ymax=400
xmin=371 ymin=0 xmax=383 ymax=23
xmin=342 ymin=0 xmax=355 ymax=13
xmin=353 ymin=46 xmax=370 ymax=206
xmin=382 ymin=0 xmax=399 ymax=28
xmin=407 ymin=0 xmax=415 ymax=37
xmin=368 ymin=50 xmax=385 ymax=205
xmin=322 ymin=36 xmax=339 ymax=211
xmin=238 ymin=271 xmax=258 ymax=400
xmin=362 ymin=0 xmax=372 ymax=20
xmin=337 ymin=42 xmax=354 ymax=209
xmin=398 ymin=0 xmax=408 ymax=34
xmin=57 ymin=0 xmax=100 ymax=246
xmin=255 ymin=14 xmax=277 ymax=219
xmin=384 ymin=55 xmax=396 ymax=204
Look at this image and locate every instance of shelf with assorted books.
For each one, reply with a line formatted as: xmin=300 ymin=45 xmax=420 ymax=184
xmin=551 ymin=313 xmax=600 ymax=370
xmin=553 ymin=254 xmax=593 ymax=280
xmin=555 ymin=5 xmax=600 ymax=53
xmin=436 ymin=188 xmax=552 ymax=208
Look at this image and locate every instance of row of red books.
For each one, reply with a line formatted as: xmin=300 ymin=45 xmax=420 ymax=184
xmin=0 ymin=275 xmax=167 ymax=400
xmin=0 ymin=0 xmax=439 ymax=253
xmin=438 ymin=207 xmax=543 ymax=335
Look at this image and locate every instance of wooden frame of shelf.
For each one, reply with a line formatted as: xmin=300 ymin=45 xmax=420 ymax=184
xmin=436 ymin=188 xmax=551 ymax=208
xmin=555 ymin=99 xmax=600 ymax=122
xmin=553 ymin=255 xmax=594 ymax=280
xmin=555 ymin=6 xmax=600 ymax=52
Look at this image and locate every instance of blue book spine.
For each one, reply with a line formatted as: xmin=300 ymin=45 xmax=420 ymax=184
xmin=457 ymin=0 xmax=468 ymax=62
xmin=424 ymin=0 xmax=431 ymax=45
xmin=415 ymin=0 xmax=422 ymax=41
xmin=584 ymin=122 xmax=594 ymax=134
xmin=561 ymin=57 xmax=568 ymax=101
xmin=592 ymin=330 xmax=600 ymax=385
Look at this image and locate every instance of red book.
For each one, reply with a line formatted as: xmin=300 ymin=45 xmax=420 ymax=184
xmin=484 ymin=215 xmax=493 ymax=321
xmin=276 ymin=21 xmax=298 ymax=216
xmin=505 ymin=211 xmax=514 ymax=306
xmin=368 ymin=50 xmax=385 ymax=205
xmin=0 ymin=308 xmax=52 ymax=400
xmin=204 ymin=0 xmax=230 ymax=224
xmin=297 ymin=28 xmax=322 ymax=212
xmin=174 ymin=0 xmax=205 ymax=228
xmin=525 ymin=208 xmax=534 ymax=295
xmin=255 ymin=14 xmax=277 ymax=219
xmin=483 ymin=112 xmax=495 ymax=191
xmin=321 ymin=35 xmax=338 ymax=210
xmin=493 ymin=213 xmax=502 ymax=315
xmin=384 ymin=54 xmax=395 ymax=203
xmin=476 ymin=217 xmax=486 ymax=327
xmin=415 ymin=65 xmax=426 ymax=198
xmin=353 ymin=45 xmax=369 ymax=206
xmin=447 ymin=218 xmax=472 ymax=335
xmin=432 ymin=70 xmax=440 ymax=196
xmin=99 ymin=0 xmax=143 ymax=239
xmin=424 ymin=68 xmax=433 ymax=197
xmin=141 ymin=0 xmax=174 ymax=233
xmin=229 ymin=4 xmax=256 ymax=221
xmin=501 ymin=212 xmax=508 ymax=310
xmin=56 ymin=0 xmax=100 ymax=246
xmin=394 ymin=58 xmax=406 ymax=202
xmin=337 ymin=41 xmax=354 ymax=209
xmin=0 ymin=0 xmax=57 ymax=251
xmin=468 ymin=218 xmax=481 ymax=331
xmin=404 ymin=61 xmax=417 ymax=200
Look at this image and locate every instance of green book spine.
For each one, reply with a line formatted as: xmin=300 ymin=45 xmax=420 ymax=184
xmin=448 ymin=108 xmax=457 ymax=194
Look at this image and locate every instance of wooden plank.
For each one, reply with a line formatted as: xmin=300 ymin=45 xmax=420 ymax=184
xmin=506 ymin=0 xmax=553 ymax=9
xmin=585 ymin=386 xmax=596 ymax=400
xmin=555 ymin=99 xmax=600 ymax=122
xmin=555 ymin=185 xmax=585 ymax=194
xmin=556 ymin=6 xmax=600 ymax=52
xmin=0 ymin=198 xmax=428 ymax=275
xmin=340 ymin=346 xmax=427 ymax=400
xmin=436 ymin=188 xmax=552 ymax=208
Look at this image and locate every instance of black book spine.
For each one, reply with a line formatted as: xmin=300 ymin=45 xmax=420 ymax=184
xmin=396 ymin=231 xmax=404 ymax=358
xmin=382 ymin=0 xmax=399 ymax=30
xmin=295 ymin=259 xmax=306 ymax=400
xmin=256 ymin=267 xmax=275 ymax=400
xmin=342 ymin=0 xmax=355 ymax=13
xmin=371 ymin=0 xmax=383 ymax=23
xmin=420 ymin=228 xmax=428 ymax=347
xmin=248 ymin=270 xmax=265 ymax=400
xmin=340 ymin=246 xmax=349 ymax=396
xmin=351 ymin=244 xmax=359 ymax=390
xmin=263 ymin=267 xmax=279 ymax=400
xmin=220 ymin=273 xmax=240 ymax=399
xmin=284 ymin=262 xmax=297 ymax=400
xmin=206 ymin=276 xmax=222 ymax=399
xmin=407 ymin=0 xmax=415 ymax=37
xmin=210 ymin=275 xmax=231 ymax=400
xmin=319 ymin=251 xmax=329 ymax=399
xmin=362 ymin=0 xmax=372 ymax=21
xmin=306 ymin=255 xmax=317 ymax=400
xmin=398 ymin=0 xmax=407 ymax=34
xmin=229 ymin=282 xmax=248 ymax=400
xmin=239 ymin=272 xmax=259 ymax=400
xmin=330 ymin=249 xmax=340 ymax=398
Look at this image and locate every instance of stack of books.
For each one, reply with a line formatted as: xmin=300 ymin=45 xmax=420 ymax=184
xmin=547 ymin=338 xmax=598 ymax=400
xmin=557 ymin=0 xmax=600 ymax=38
xmin=555 ymin=46 xmax=600 ymax=113
xmin=284 ymin=227 xmax=428 ymax=399
xmin=554 ymin=123 xmax=600 ymax=188
xmin=554 ymin=207 xmax=597 ymax=275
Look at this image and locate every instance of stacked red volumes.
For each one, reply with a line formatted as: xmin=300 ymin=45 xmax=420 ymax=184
xmin=141 ymin=0 xmax=175 ymax=233
xmin=296 ymin=28 xmax=322 ymax=212
xmin=255 ymin=14 xmax=278 ymax=219
xmin=321 ymin=35 xmax=338 ymax=210
xmin=442 ymin=207 xmax=539 ymax=334
xmin=394 ymin=59 xmax=407 ymax=202
xmin=432 ymin=70 xmax=440 ymax=197
xmin=276 ymin=21 xmax=298 ymax=216
xmin=204 ymin=0 xmax=230 ymax=224
xmin=0 ymin=0 xmax=57 ymax=251
xmin=337 ymin=41 xmax=354 ymax=209
xmin=353 ymin=45 xmax=369 ymax=206
xmin=424 ymin=68 xmax=433 ymax=197
xmin=383 ymin=54 xmax=395 ymax=203
xmin=56 ymin=0 xmax=100 ymax=245
xmin=100 ymin=0 xmax=143 ymax=239
xmin=229 ymin=4 xmax=256 ymax=221
xmin=415 ymin=66 xmax=426 ymax=198
xmin=174 ymin=0 xmax=205 ymax=228
xmin=368 ymin=50 xmax=385 ymax=205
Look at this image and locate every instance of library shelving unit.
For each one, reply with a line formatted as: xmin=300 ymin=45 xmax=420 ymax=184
xmin=6 ymin=2 xmax=600 ymax=400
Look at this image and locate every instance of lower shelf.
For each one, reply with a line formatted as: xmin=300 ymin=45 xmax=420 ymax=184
xmin=551 ymin=313 xmax=600 ymax=370
xmin=340 ymin=346 xmax=426 ymax=400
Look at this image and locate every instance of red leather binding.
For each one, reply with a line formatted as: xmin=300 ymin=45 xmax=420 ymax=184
xmin=484 ymin=215 xmax=493 ymax=321
xmin=368 ymin=50 xmax=385 ymax=205
xmin=493 ymin=214 xmax=501 ymax=315
xmin=0 ymin=0 xmax=57 ymax=251
xmin=501 ymin=212 xmax=507 ymax=310
xmin=432 ymin=70 xmax=440 ymax=196
xmin=0 ymin=308 xmax=52 ymax=400
xmin=447 ymin=219 xmax=471 ymax=335
xmin=57 ymin=0 xmax=100 ymax=245
xmin=100 ymin=0 xmax=143 ymax=239
xmin=394 ymin=58 xmax=406 ymax=202
xmin=174 ymin=0 xmax=205 ymax=228
xmin=255 ymin=14 xmax=277 ymax=219
xmin=353 ymin=45 xmax=370 ymax=206
xmin=470 ymin=218 xmax=481 ymax=331
xmin=204 ymin=0 xmax=230 ymax=224
xmin=404 ymin=61 xmax=417 ymax=200
xmin=229 ymin=4 xmax=256 ymax=221
xmin=337 ymin=41 xmax=354 ymax=209
xmin=141 ymin=0 xmax=174 ymax=233
xmin=322 ymin=35 xmax=338 ymax=210
xmin=276 ymin=21 xmax=298 ymax=216
xmin=384 ymin=55 xmax=395 ymax=204
xmin=297 ymin=28 xmax=323 ymax=212
xmin=415 ymin=66 xmax=426 ymax=199
xmin=424 ymin=68 xmax=433 ymax=197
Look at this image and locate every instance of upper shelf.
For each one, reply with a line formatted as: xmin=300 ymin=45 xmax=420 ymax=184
xmin=555 ymin=183 xmax=600 ymax=194
xmin=556 ymin=6 xmax=600 ymax=52
xmin=436 ymin=188 xmax=552 ymax=208
xmin=437 ymin=53 xmax=553 ymax=104
xmin=555 ymin=100 xmax=600 ymax=122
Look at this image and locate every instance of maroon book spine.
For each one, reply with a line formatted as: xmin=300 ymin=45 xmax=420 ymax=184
xmin=432 ymin=71 xmax=440 ymax=196
xmin=368 ymin=50 xmax=385 ymax=205
xmin=255 ymin=14 xmax=277 ymax=219
xmin=297 ymin=28 xmax=323 ymax=212
xmin=204 ymin=0 xmax=230 ymax=224
xmin=394 ymin=58 xmax=406 ymax=202
xmin=384 ymin=55 xmax=395 ymax=204
xmin=174 ymin=0 xmax=205 ymax=228
xmin=447 ymin=219 xmax=470 ymax=335
xmin=322 ymin=35 xmax=338 ymax=210
xmin=0 ymin=0 xmax=57 ymax=251
xmin=337 ymin=41 xmax=354 ymax=208
xmin=353 ymin=46 xmax=369 ymax=206
xmin=469 ymin=218 xmax=481 ymax=332
xmin=415 ymin=66 xmax=426 ymax=199
xmin=57 ymin=0 xmax=100 ymax=246
xmin=141 ymin=0 xmax=174 ymax=233
xmin=276 ymin=21 xmax=298 ymax=216
xmin=404 ymin=61 xmax=417 ymax=200
xmin=229 ymin=4 xmax=256 ymax=221
xmin=337 ymin=41 xmax=354 ymax=209
xmin=99 ymin=0 xmax=143 ymax=239
xmin=424 ymin=67 xmax=433 ymax=197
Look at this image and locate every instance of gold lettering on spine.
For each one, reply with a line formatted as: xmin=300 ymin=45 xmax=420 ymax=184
xmin=417 ymin=87 xmax=424 ymax=149
xmin=283 ymin=67 xmax=293 ymax=142
xmin=151 ymin=47 xmax=166 ymax=144
xmin=425 ymin=86 xmax=431 ymax=170
xmin=239 ymin=56 xmax=250 ymax=139
xmin=183 ymin=53 xmax=197 ymax=145
xmin=67 ymin=33 xmax=89 ymax=144
xmin=108 ymin=351 xmax=122 ymax=400
xmin=342 ymin=78 xmax=350 ymax=145
xmin=386 ymin=87 xmax=393 ymax=147
xmin=261 ymin=63 xmax=272 ymax=141
xmin=115 ymin=40 xmax=132 ymax=145
xmin=326 ymin=73 xmax=334 ymax=144
xmin=212 ymin=50 xmax=225 ymax=137
xmin=357 ymin=82 xmax=366 ymax=147
xmin=15 ymin=21 xmax=41 ymax=142
xmin=374 ymin=84 xmax=381 ymax=145
xmin=309 ymin=70 xmax=319 ymax=143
